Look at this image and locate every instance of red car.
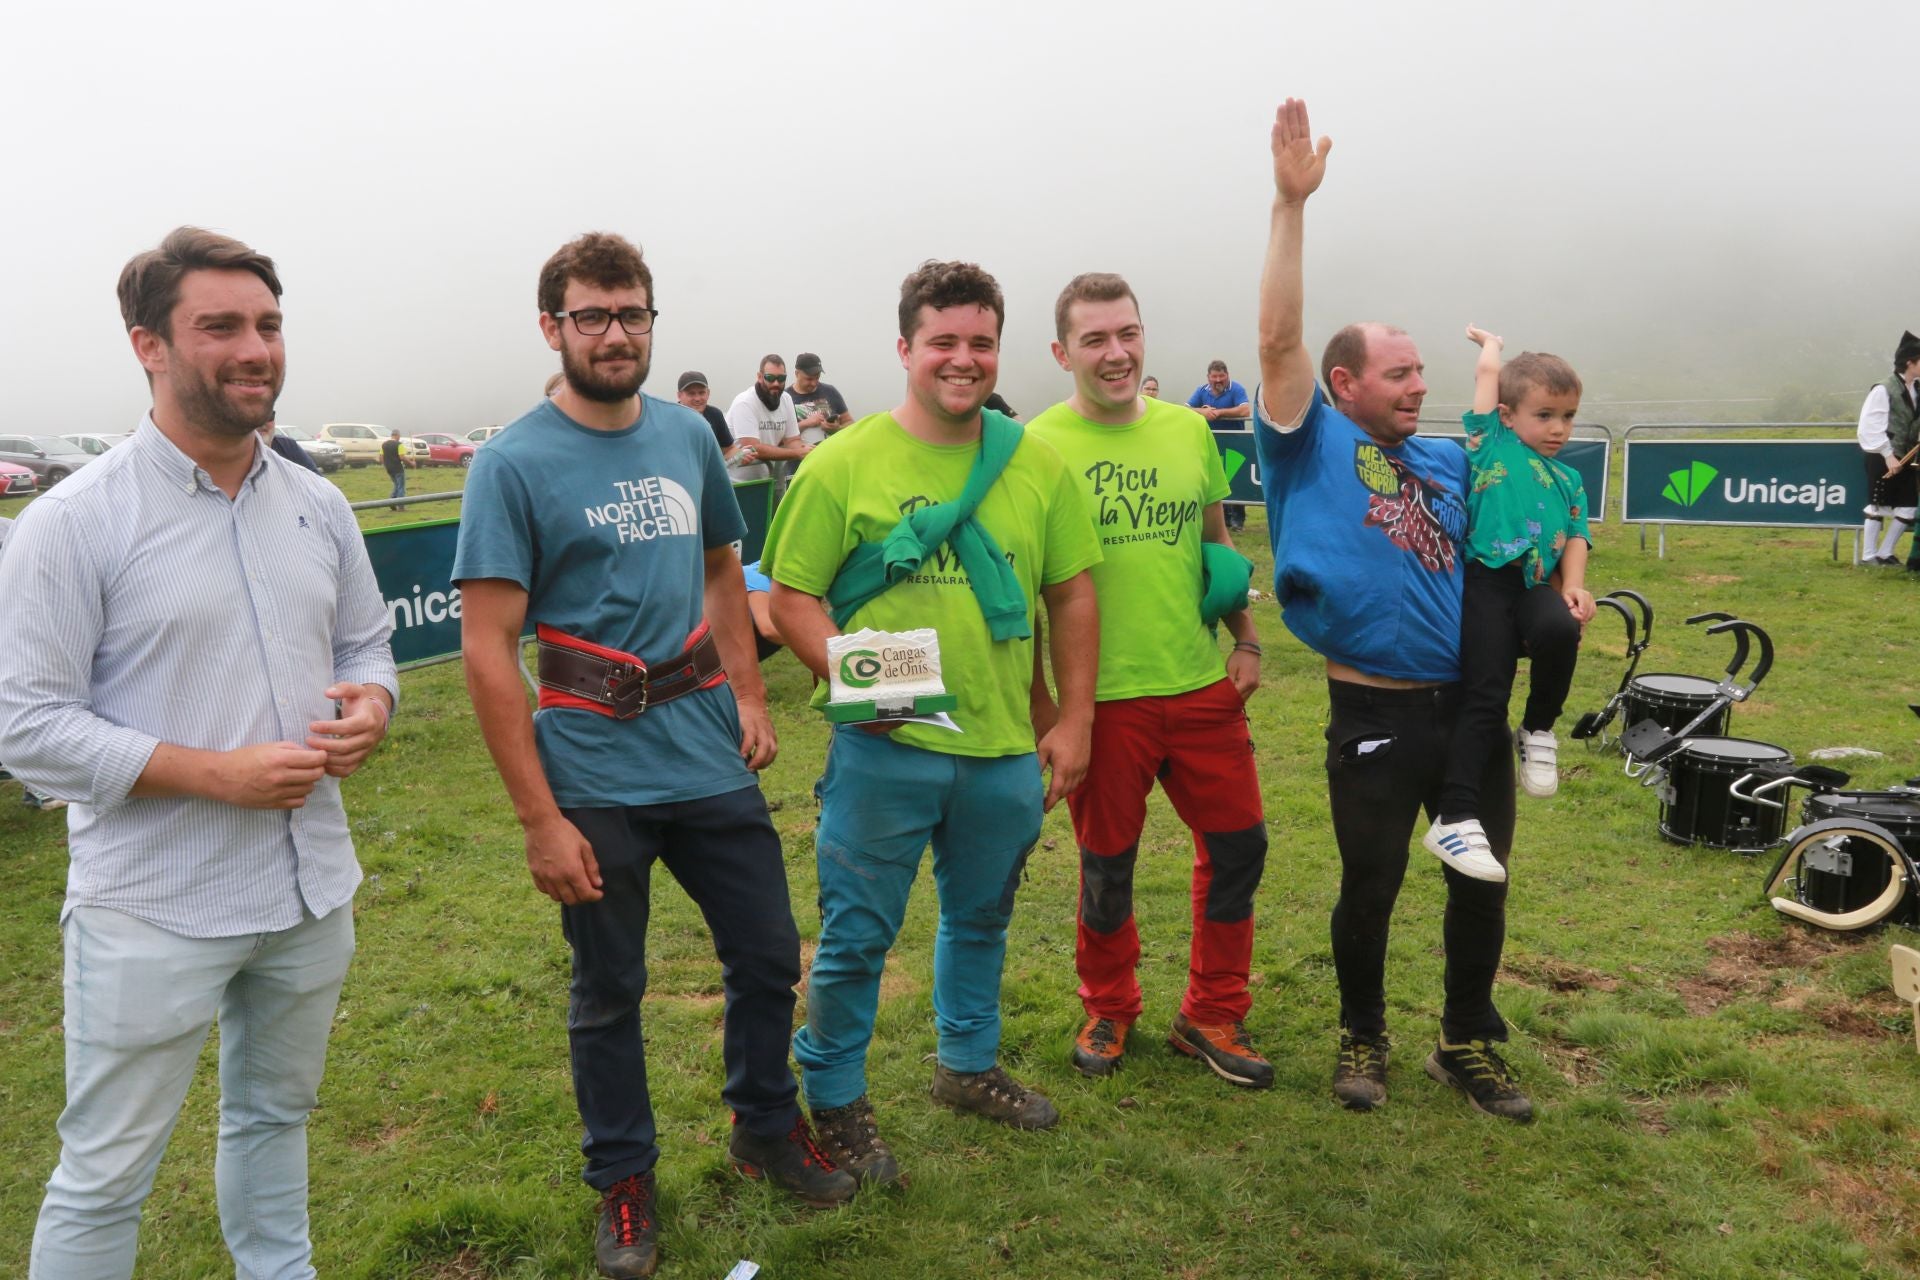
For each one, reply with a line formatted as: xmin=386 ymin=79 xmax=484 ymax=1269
xmin=412 ymin=433 xmax=478 ymax=467
xmin=0 ymin=461 xmax=36 ymax=496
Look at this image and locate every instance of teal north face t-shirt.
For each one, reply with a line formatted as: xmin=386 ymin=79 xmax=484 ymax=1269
xmin=452 ymin=396 xmax=753 ymax=807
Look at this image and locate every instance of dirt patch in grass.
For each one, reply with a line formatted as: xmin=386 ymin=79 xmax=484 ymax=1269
xmin=1673 ymin=929 xmax=1870 ymax=1015
xmin=1502 ymin=955 xmax=1621 ymax=993
xmin=1789 ymin=1152 xmax=1920 ymax=1265
xmin=348 ymin=1117 xmax=423 ymax=1152
xmin=414 ymin=1249 xmax=494 ymax=1279
xmin=1535 ymin=1039 xmax=1603 ymax=1087
xmin=1770 ymin=985 xmax=1903 ymax=1038
xmin=1685 ymin=574 xmax=1742 ymax=586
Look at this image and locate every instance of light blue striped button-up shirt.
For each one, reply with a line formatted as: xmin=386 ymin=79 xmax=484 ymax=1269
xmin=0 ymin=417 xmax=397 ymax=937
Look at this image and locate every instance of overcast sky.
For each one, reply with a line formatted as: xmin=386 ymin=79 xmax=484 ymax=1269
xmin=2 ymin=0 xmax=1911 ymax=434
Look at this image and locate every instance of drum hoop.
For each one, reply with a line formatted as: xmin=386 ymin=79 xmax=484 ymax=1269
xmin=1628 ymin=674 xmax=1723 ymax=699
xmin=1672 ymin=738 xmax=1792 ymax=767
xmin=1805 ymin=792 xmax=1920 ymax=828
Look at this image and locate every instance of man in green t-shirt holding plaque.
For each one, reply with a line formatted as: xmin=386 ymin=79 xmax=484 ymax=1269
xmin=763 ymin=260 xmax=1102 ymax=1187
xmin=1028 ymin=273 xmax=1271 ymax=1089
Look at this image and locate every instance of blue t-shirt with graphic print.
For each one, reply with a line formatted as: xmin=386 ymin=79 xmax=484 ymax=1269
xmin=1253 ymin=385 xmax=1468 ymax=683
xmin=453 ymin=395 xmax=752 ymax=807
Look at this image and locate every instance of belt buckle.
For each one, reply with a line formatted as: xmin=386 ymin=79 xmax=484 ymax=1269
xmin=606 ymin=662 xmax=650 ymax=717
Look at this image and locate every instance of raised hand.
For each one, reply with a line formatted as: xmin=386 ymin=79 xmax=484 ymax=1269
xmin=1466 ymin=325 xmax=1504 ymax=349
xmin=1271 ymin=97 xmax=1332 ymax=205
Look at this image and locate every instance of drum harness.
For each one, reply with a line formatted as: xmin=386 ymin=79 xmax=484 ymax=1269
xmin=1621 ymin=616 xmax=1772 ymax=778
xmin=1569 ymin=588 xmax=1653 ymax=747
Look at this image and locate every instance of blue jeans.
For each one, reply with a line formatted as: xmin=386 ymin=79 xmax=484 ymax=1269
xmin=793 ymin=729 xmax=1043 ymax=1110
xmin=31 ymin=905 xmax=355 ymax=1280
xmin=386 ymin=469 xmax=406 ymax=502
xmin=561 ymin=784 xmax=802 ymax=1188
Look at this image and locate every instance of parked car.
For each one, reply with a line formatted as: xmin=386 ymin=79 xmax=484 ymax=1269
xmin=274 ymin=426 xmax=346 ymax=473
xmin=466 ymin=425 xmax=507 ymax=446
xmin=0 ymin=435 xmax=92 ymax=486
xmin=412 ymin=432 xmax=477 ymax=466
xmin=0 ymin=461 xmax=37 ymax=496
xmin=316 ymin=422 xmax=391 ymax=466
xmin=61 ymin=432 xmax=131 ymax=457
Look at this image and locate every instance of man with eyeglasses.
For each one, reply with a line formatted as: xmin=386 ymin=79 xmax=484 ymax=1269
xmin=725 ymin=355 xmax=809 ymax=486
xmin=455 ymin=232 xmax=855 ymax=1280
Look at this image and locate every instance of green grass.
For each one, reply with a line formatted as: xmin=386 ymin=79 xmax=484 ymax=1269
xmin=3 ymin=488 xmax=1920 ymax=1277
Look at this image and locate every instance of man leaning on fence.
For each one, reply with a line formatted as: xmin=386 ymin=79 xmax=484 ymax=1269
xmin=0 ymin=225 xmax=397 ymax=1280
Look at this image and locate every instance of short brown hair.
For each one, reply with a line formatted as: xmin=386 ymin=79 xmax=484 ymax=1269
xmin=538 ymin=232 xmax=654 ymax=315
xmin=1319 ymin=322 xmax=1407 ymax=392
xmin=1499 ymin=352 xmax=1583 ymax=410
xmin=1052 ymin=272 xmax=1139 ymax=342
xmin=759 ymin=354 xmax=786 ymax=375
xmin=117 ymin=226 xmax=282 ymax=340
xmin=1207 ymin=359 xmax=1228 ymax=375
xmin=898 ymin=260 xmax=1004 ymax=342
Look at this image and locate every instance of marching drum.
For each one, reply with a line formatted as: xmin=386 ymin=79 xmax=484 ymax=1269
xmin=1657 ymin=737 xmax=1792 ymax=850
xmin=1622 ymin=674 xmax=1731 ymax=740
xmin=1783 ymin=792 xmax=1920 ymax=926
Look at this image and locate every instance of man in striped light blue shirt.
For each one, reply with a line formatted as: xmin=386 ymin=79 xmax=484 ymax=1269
xmin=0 ymin=227 xmax=397 ymax=1280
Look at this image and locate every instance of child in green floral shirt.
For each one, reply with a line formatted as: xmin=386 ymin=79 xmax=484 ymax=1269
xmin=1422 ymin=328 xmax=1596 ymax=883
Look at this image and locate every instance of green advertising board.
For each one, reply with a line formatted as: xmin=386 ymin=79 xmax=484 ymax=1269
xmin=1210 ymin=429 xmax=1263 ymax=504
xmin=1622 ymin=439 xmax=1860 ymax=526
xmin=361 ymin=478 xmax=778 ymax=669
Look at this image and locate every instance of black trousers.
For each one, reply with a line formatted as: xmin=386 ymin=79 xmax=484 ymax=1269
xmin=1325 ymin=680 xmax=1514 ymax=1043
xmin=1437 ymin=560 xmax=1582 ymax=820
xmin=561 ymin=784 xmax=802 ymax=1188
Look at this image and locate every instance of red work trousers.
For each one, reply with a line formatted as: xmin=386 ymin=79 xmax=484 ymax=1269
xmin=1066 ymin=678 xmax=1267 ymax=1025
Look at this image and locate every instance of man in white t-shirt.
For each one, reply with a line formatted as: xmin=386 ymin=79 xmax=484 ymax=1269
xmin=725 ymin=355 xmax=809 ymax=485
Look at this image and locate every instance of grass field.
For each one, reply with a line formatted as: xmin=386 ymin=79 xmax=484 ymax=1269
xmin=3 ymin=463 xmax=1919 ymax=1278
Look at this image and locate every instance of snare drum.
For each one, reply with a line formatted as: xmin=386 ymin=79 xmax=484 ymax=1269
xmin=1792 ymin=792 xmax=1920 ymax=923
xmin=1658 ymin=736 xmax=1792 ymax=850
xmin=1622 ymin=673 xmax=1730 ymax=738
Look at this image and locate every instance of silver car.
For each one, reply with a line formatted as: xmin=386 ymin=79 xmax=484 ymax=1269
xmin=62 ymin=432 xmax=132 ymax=457
xmin=274 ymin=426 xmax=347 ymax=473
xmin=0 ymin=435 xmax=92 ymax=486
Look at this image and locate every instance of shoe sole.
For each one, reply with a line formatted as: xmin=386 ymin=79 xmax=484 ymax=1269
xmin=1419 ymin=831 xmax=1508 ymax=883
xmin=726 ymin=1157 xmax=857 ymax=1208
xmin=1333 ymin=1086 xmax=1385 ymax=1112
xmin=1423 ymin=1052 xmax=1535 ymax=1123
xmin=1168 ymin=1031 xmax=1274 ymax=1089
xmin=1071 ymin=1048 xmax=1124 ymax=1078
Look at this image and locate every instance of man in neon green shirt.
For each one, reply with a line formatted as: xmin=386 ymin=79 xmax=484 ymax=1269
xmin=1028 ymin=273 xmax=1271 ymax=1088
xmin=763 ymin=260 xmax=1102 ymax=1186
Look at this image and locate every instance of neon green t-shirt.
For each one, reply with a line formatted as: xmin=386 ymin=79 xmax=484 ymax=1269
xmin=761 ymin=412 xmax=1103 ymax=757
xmin=1461 ymin=409 xmax=1592 ymax=584
xmin=1027 ymin=399 xmax=1233 ymax=701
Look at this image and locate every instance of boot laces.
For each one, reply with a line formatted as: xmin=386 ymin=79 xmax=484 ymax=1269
xmin=789 ymin=1117 xmax=840 ymax=1172
xmin=601 ymin=1175 xmax=654 ymax=1246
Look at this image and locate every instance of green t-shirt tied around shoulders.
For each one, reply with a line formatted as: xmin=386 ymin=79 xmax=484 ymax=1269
xmin=1027 ymin=398 xmax=1234 ymax=702
xmin=1461 ymin=409 xmax=1591 ymax=585
xmin=762 ymin=411 xmax=1103 ymax=758
xmin=826 ymin=409 xmax=1028 ymax=640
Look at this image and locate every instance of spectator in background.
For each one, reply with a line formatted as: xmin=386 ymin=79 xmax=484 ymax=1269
xmin=983 ymin=390 xmax=1019 ymax=419
xmin=1857 ymin=330 xmax=1920 ymax=566
xmin=3 ymin=224 xmax=396 ymax=1279
xmin=788 ymin=353 xmax=854 ymax=440
xmin=381 ymin=427 xmax=408 ymax=510
xmin=726 ymin=355 xmax=808 ymax=486
xmin=258 ymin=415 xmax=319 ymax=474
xmin=1142 ymin=375 xmax=1160 ymax=399
xmin=677 ymin=370 xmax=751 ymax=462
xmin=545 ymin=371 xmax=566 ymax=397
xmin=1190 ymin=360 xmax=1252 ymax=530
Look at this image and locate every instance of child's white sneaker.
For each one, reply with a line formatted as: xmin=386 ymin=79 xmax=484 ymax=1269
xmin=1515 ymin=728 xmax=1560 ymax=798
xmin=1421 ymin=817 xmax=1506 ymax=883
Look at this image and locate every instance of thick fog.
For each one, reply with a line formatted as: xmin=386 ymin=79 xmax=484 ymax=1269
xmin=2 ymin=0 xmax=1911 ymax=434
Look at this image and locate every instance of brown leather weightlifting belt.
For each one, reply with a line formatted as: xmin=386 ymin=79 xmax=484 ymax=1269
xmin=535 ymin=621 xmax=726 ymax=719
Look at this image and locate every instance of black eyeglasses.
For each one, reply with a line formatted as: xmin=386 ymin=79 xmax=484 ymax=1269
xmin=552 ymin=307 xmax=659 ymax=336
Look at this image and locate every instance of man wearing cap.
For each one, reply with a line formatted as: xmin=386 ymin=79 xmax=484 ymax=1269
xmin=725 ymin=355 xmax=809 ymax=486
xmin=678 ymin=371 xmax=753 ymax=465
xmin=789 ymin=353 xmax=853 ymax=443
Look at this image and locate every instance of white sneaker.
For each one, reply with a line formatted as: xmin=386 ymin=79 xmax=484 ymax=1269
xmin=1421 ymin=818 xmax=1507 ymax=883
xmin=1515 ymin=728 xmax=1560 ymax=798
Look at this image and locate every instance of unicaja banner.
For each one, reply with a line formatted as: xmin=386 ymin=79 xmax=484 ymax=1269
xmin=1211 ymin=429 xmax=1264 ymax=504
xmin=1622 ymin=440 xmax=1861 ymax=526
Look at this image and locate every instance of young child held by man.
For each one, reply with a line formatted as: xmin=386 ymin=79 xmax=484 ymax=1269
xmin=1423 ymin=327 xmax=1596 ymax=882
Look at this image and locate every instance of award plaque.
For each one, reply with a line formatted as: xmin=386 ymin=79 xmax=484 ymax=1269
xmin=822 ymin=628 xmax=958 ymax=724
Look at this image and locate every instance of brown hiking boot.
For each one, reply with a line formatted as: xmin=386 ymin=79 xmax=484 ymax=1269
xmin=594 ymin=1172 xmax=659 ymax=1278
xmin=930 ymin=1062 xmax=1060 ymax=1130
xmin=810 ymin=1094 xmax=904 ymax=1187
xmin=1169 ymin=1013 xmax=1275 ymax=1089
xmin=726 ymin=1115 xmax=859 ymax=1207
xmin=1333 ymin=1031 xmax=1390 ymax=1111
xmin=1071 ymin=1016 xmax=1131 ymax=1077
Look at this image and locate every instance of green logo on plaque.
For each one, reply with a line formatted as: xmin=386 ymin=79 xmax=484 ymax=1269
xmin=1661 ymin=461 xmax=1718 ymax=507
xmin=838 ymin=650 xmax=882 ymax=688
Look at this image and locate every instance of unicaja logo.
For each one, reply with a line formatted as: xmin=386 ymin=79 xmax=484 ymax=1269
xmin=838 ymin=650 xmax=882 ymax=688
xmin=1661 ymin=461 xmax=1718 ymax=507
